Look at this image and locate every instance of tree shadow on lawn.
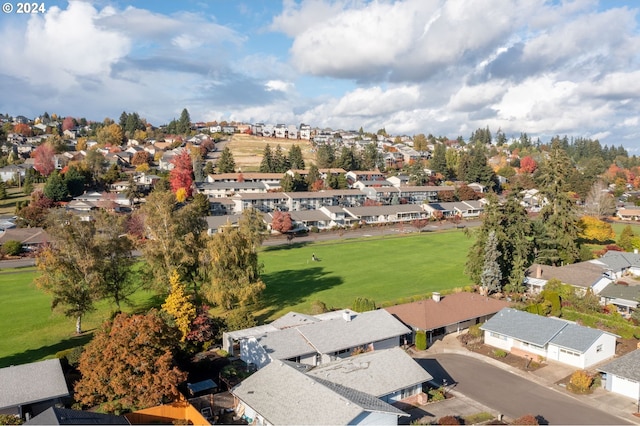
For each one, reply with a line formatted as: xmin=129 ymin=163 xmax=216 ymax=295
xmin=258 ymin=266 xmax=343 ymax=322
xmin=0 ymin=332 xmax=94 ymax=368
xmin=261 ymin=241 xmax=312 ymax=252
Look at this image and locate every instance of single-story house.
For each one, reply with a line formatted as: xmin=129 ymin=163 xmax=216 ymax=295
xmin=226 ymin=309 xmax=411 ymax=369
xmin=343 ymin=205 xmax=427 ymax=225
xmin=524 ymin=262 xmax=612 ymax=294
xmin=616 ymin=208 xmax=640 ymax=221
xmin=481 ymin=308 xmax=617 ymax=369
xmin=25 ymin=407 xmax=130 ymax=425
xmin=385 ymin=292 xmax=511 ymax=344
xmin=0 ymin=227 xmax=50 ymax=251
xmin=305 ymin=347 xmax=433 ymax=404
xmin=597 ymin=350 xmax=640 ymax=401
xmin=232 ymin=355 xmax=411 ymax=425
xmin=597 ymin=282 xmax=640 ymax=317
xmin=0 ymin=359 xmax=70 ymax=420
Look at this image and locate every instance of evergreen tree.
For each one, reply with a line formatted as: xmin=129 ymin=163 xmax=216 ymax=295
xmin=362 ymin=143 xmax=382 ymax=170
xmin=481 ymin=230 xmax=502 ymax=294
xmin=273 ymin=145 xmax=289 ymax=172
xmin=431 ymin=143 xmax=448 ymax=176
xmin=465 ymin=193 xmax=532 ymax=289
xmin=618 ymin=225 xmax=634 ymax=252
xmin=288 ymin=144 xmax=305 ymax=170
xmin=0 ymin=179 xmax=6 ymax=200
xmin=203 ymin=161 xmax=215 ymax=176
xmin=306 ymin=164 xmax=321 ymax=190
xmin=316 ymin=144 xmax=335 ymax=168
xmin=177 ymin=108 xmax=191 ymax=134
xmin=216 ymin=147 xmax=235 ymax=173
xmin=43 ymin=171 xmax=69 ymax=202
xmin=337 ymin=146 xmax=360 ymax=171
xmin=63 ymin=165 xmax=85 ymax=197
xmin=535 ymin=141 xmax=581 ymax=266
xmin=259 ymin=144 xmax=273 ymax=173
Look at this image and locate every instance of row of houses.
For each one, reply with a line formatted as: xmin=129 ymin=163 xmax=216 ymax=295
xmin=524 ymin=250 xmax=640 ymax=316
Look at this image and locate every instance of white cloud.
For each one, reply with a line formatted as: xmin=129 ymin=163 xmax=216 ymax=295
xmin=265 ymin=80 xmax=293 ymax=92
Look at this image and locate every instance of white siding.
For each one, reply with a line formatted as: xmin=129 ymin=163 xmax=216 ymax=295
xmin=582 ymin=333 xmax=617 ymax=368
xmin=240 ymin=337 xmax=271 ymax=369
xmin=484 ymin=332 xmax=512 ymax=351
xmin=610 ymin=375 xmax=640 ymax=400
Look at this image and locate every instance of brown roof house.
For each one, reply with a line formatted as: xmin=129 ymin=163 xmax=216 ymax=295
xmin=385 ymin=292 xmax=511 ymax=345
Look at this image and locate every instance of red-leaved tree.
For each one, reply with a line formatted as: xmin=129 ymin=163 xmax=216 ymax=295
xmin=271 ymin=210 xmax=293 ymax=233
xmin=169 ymin=151 xmax=194 ymax=198
xmin=32 ymin=143 xmax=56 ymax=177
xmin=13 ymin=123 xmax=32 ymax=136
xmin=520 ymin=156 xmax=537 ymax=174
xmin=62 ymin=117 xmax=75 ymax=132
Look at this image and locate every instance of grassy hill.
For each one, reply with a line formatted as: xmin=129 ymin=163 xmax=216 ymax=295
xmin=226 ymin=134 xmax=316 ymax=171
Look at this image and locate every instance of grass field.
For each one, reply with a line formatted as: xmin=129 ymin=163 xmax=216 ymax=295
xmin=226 ymin=134 xmax=316 ymax=172
xmin=0 ymin=268 xmax=158 ymax=368
xmin=256 ymin=230 xmax=474 ymax=321
xmin=0 ymin=230 xmax=474 ymax=366
xmin=0 ymin=186 xmax=41 ymax=216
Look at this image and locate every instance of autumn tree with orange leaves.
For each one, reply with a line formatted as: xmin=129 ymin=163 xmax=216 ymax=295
xmin=74 ymin=309 xmax=187 ymax=414
xmin=169 ymin=150 xmax=194 ymax=200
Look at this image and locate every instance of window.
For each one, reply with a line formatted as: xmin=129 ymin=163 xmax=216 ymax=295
xmin=596 ymin=344 xmax=603 ymax=353
xmin=490 ymin=332 xmax=507 ymax=340
xmin=560 ymin=348 xmax=579 ymax=357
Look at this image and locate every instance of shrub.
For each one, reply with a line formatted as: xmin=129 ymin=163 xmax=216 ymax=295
xmin=567 ymin=370 xmax=594 ymax=394
xmin=464 ymin=412 xmax=494 ymax=424
xmin=415 ymin=330 xmax=428 ymax=351
xmin=2 ymin=240 xmax=22 ymax=256
xmin=0 ymin=414 xmax=23 ymax=425
xmin=467 ymin=323 xmax=483 ymax=338
xmin=438 ymin=415 xmax=461 ymax=425
xmin=310 ymin=300 xmax=329 ymax=314
xmin=493 ymin=349 xmax=508 ymax=358
xmin=511 ymin=414 xmax=538 ymax=425
xmin=428 ymin=386 xmax=445 ymax=402
xmin=352 ymin=297 xmax=376 ymax=312
xmin=310 ymin=226 xmax=319 ymax=233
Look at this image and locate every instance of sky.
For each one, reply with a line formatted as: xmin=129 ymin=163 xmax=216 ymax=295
xmin=1 ymin=0 xmax=640 ymax=150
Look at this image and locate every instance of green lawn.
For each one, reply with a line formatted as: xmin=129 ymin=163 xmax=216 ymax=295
xmin=0 ymin=230 xmax=475 ymax=366
xmin=0 ymin=268 xmax=158 ymax=368
xmin=257 ymin=230 xmax=474 ymax=321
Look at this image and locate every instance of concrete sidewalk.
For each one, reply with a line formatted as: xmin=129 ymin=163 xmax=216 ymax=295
xmin=413 ymin=333 xmax=640 ymax=425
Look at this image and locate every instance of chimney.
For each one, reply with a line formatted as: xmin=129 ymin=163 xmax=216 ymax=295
xmin=432 ymin=292 xmax=441 ymax=303
xmin=343 ymin=311 xmax=354 ymax=321
xmin=536 ymin=264 xmax=542 ymax=279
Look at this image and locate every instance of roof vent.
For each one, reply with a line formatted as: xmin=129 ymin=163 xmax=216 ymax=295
xmin=343 ymin=311 xmax=355 ymax=321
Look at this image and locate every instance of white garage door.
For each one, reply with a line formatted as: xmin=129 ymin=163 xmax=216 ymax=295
xmin=611 ymin=375 xmax=640 ymax=400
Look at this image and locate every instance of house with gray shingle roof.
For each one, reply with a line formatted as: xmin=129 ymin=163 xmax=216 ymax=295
xmin=305 ymin=347 xmax=432 ymax=404
xmin=25 ymin=407 xmax=130 ymax=425
xmin=229 ymin=309 xmax=410 ymax=370
xmin=597 ymin=350 xmax=640 ymax=401
xmin=597 ymin=282 xmax=640 ymax=316
xmin=0 ymin=359 xmax=70 ymax=420
xmin=481 ymin=308 xmax=617 ymax=369
xmin=232 ymin=355 xmax=410 ymax=425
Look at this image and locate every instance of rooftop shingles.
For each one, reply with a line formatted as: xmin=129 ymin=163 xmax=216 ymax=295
xmin=384 ymin=292 xmax=511 ymax=331
xmin=597 ymin=350 xmax=640 ymax=382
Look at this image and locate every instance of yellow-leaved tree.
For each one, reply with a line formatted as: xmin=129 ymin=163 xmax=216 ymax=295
xmin=162 ymin=270 xmax=196 ymax=341
xmin=579 ymin=216 xmax=615 ymax=243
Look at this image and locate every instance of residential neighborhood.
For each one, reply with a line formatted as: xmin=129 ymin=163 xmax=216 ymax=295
xmin=1 ymin=108 xmax=640 ymax=426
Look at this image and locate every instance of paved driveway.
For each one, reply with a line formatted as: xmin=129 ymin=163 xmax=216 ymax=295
xmin=417 ymin=353 xmax=633 ymax=425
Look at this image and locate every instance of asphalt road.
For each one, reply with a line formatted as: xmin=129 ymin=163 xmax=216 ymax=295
xmin=417 ymin=353 xmax=632 ymax=425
